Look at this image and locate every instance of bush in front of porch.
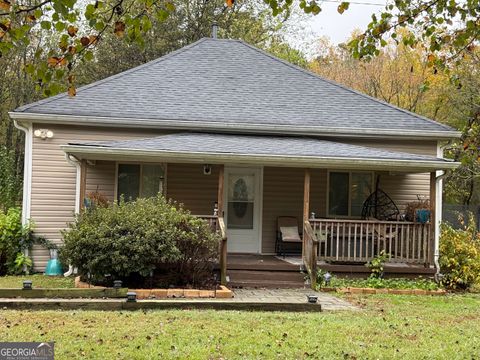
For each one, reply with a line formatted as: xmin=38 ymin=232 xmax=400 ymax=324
xmin=59 ymin=195 xmax=220 ymax=288
xmin=439 ymin=215 xmax=480 ymax=291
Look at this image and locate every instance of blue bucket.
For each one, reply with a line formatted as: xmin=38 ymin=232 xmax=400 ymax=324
xmin=45 ymin=259 xmax=63 ymax=276
xmin=45 ymin=249 xmax=63 ymax=276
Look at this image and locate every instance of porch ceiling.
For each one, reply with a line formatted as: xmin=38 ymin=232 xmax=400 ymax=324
xmin=61 ymin=132 xmax=459 ymax=172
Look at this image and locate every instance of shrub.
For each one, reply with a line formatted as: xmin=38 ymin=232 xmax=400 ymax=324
xmin=0 ymin=207 xmax=55 ymax=274
xmin=366 ymin=250 xmax=388 ymax=278
xmin=439 ymin=215 xmax=480 ymax=290
xmin=59 ymin=195 xmax=221 ymax=287
xmin=0 ymin=146 xmax=22 ymax=212
xmin=0 ymin=208 xmax=31 ymax=274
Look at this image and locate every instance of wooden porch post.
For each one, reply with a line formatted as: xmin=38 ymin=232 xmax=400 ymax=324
xmin=217 ymin=165 xmax=224 ymax=216
xmin=79 ymin=159 xmax=87 ymax=212
xmin=217 ymin=165 xmax=227 ymax=285
xmin=303 ymin=169 xmax=311 ymax=258
xmin=429 ymin=171 xmax=436 ymax=266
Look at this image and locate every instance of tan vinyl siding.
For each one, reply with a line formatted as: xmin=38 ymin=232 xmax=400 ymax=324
xmin=30 ymin=124 xmax=167 ymax=271
xmin=166 ymin=164 xmax=219 ymax=216
xmin=343 ymin=139 xmax=437 ymax=156
xmin=343 ymin=139 xmax=435 ymax=211
xmin=261 ymin=167 xmax=304 ymax=254
xmin=86 ymin=161 xmax=116 ymax=202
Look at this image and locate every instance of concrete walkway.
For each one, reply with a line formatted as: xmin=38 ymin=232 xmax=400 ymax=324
xmin=232 ymin=288 xmax=357 ymax=311
xmin=0 ymin=289 xmax=356 ymax=312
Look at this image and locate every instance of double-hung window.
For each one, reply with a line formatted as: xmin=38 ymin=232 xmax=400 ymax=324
xmin=117 ymin=163 xmax=165 ymax=201
xmin=328 ymin=171 xmax=373 ymax=217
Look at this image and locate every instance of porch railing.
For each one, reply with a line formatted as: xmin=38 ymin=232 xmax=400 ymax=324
xmin=197 ymin=215 xmax=219 ymax=232
xmin=309 ymin=218 xmax=432 ymax=265
xmin=303 ymin=220 xmax=319 ymax=288
xmin=197 ymin=215 xmax=227 ymax=285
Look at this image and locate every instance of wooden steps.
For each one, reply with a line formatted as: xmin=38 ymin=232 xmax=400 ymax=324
xmin=227 ymin=269 xmax=306 ymax=289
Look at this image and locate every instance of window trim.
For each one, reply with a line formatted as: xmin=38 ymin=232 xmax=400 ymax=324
xmin=326 ymin=170 xmax=374 ymax=218
xmin=114 ymin=162 xmax=167 ymax=202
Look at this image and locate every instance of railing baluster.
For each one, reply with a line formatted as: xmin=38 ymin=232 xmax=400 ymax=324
xmin=406 ymin=224 xmax=410 ymax=262
xmin=360 ymin=223 xmax=364 ymax=260
xmin=353 ymin=223 xmax=357 ymax=261
xmin=336 ymin=222 xmax=340 ymax=261
xmin=347 ymin=223 xmax=352 ymax=261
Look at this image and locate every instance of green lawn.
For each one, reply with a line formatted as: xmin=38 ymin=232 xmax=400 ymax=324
xmin=0 ymin=294 xmax=479 ymax=359
xmin=0 ymin=274 xmax=75 ymax=288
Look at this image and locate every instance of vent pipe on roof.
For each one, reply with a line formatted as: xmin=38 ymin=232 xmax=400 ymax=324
xmin=212 ymin=22 xmax=218 ymax=39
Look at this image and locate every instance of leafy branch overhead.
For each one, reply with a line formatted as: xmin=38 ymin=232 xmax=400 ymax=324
xmin=0 ymin=0 xmax=478 ymax=95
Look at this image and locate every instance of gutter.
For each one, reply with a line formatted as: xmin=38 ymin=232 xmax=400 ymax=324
xmin=9 ymin=112 xmax=462 ymax=141
xmin=60 ymin=145 xmax=461 ymax=172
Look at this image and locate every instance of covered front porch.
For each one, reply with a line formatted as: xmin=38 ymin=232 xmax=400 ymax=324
xmin=62 ymin=132 xmax=458 ymax=288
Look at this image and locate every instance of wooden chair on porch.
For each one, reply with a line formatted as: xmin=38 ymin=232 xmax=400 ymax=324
xmin=276 ymin=216 xmax=302 ymax=258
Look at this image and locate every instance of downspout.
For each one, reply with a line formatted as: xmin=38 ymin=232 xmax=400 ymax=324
xmin=434 ymin=171 xmax=446 ymax=278
xmin=13 ymin=120 xmax=32 ymax=266
xmin=434 ymin=141 xmax=450 ymax=279
xmin=63 ymin=153 xmax=81 ymax=277
xmin=13 ymin=119 xmax=32 ymax=226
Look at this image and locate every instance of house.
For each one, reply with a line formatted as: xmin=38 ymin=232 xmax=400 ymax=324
xmin=10 ymin=36 xmax=460 ymax=287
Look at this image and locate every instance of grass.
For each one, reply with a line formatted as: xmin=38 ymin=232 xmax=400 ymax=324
xmin=0 ymin=274 xmax=75 ymax=288
xmin=0 ymin=294 xmax=479 ymax=359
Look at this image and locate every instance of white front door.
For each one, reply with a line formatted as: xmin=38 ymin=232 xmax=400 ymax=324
xmin=224 ymin=167 xmax=262 ymax=253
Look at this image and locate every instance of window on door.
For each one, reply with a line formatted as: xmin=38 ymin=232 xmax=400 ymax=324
xmin=328 ymin=171 xmax=373 ymax=217
xmin=117 ymin=164 xmax=165 ymax=201
xmin=227 ymin=174 xmax=255 ymax=229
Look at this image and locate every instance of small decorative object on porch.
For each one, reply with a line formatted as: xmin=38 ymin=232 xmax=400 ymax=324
xmin=361 ymin=176 xmax=400 ymax=221
xmin=45 ymin=249 xmax=64 ymax=276
xmin=22 ymin=280 xmax=33 ymax=290
xmin=405 ymin=197 xmax=431 ymax=222
xmin=307 ymin=294 xmax=318 ymax=303
xmin=85 ymin=190 xmax=110 ymax=209
xmin=323 ymin=272 xmax=332 ymax=286
xmin=126 ymin=291 xmax=137 ymax=302
xmin=113 ymin=280 xmax=123 ymax=289
xmin=416 ymin=209 xmax=431 ymax=223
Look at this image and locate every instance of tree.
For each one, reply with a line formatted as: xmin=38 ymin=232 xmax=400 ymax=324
xmin=1 ymin=0 xmax=478 ymax=93
xmin=442 ymin=50 xmax=480 ymax=205
xmin=310 ymin=34 xmax=451 ymax=122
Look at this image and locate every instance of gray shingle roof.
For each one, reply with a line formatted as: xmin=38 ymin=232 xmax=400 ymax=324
xmin=16 ymin=38 xmax=454 ymax=135
xmin=68 ymin=132 xmax=452 ymax=164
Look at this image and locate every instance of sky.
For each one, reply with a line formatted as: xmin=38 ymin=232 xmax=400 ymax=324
xmin=304 ymin=0 xmax=386 ymax=45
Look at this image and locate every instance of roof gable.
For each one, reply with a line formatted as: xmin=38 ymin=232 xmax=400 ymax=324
xmin=15 ymin=38 xmax=455 ymax=136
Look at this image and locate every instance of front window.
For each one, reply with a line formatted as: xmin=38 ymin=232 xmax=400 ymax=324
xmin=328 ymin=171 xmax=373 ymax=217
xmin=117 ymin=163 xmax=165 ymax=201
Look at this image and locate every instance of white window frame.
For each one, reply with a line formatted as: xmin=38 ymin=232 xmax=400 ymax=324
xmin=114 ymin=162 xmax=167 ymax=201
xmin=326 ymin=170 xmax=374 ymax=218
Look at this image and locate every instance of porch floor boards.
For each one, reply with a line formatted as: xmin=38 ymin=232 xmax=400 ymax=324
xmin=223 ymin=255 xmax=436 ymax=287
